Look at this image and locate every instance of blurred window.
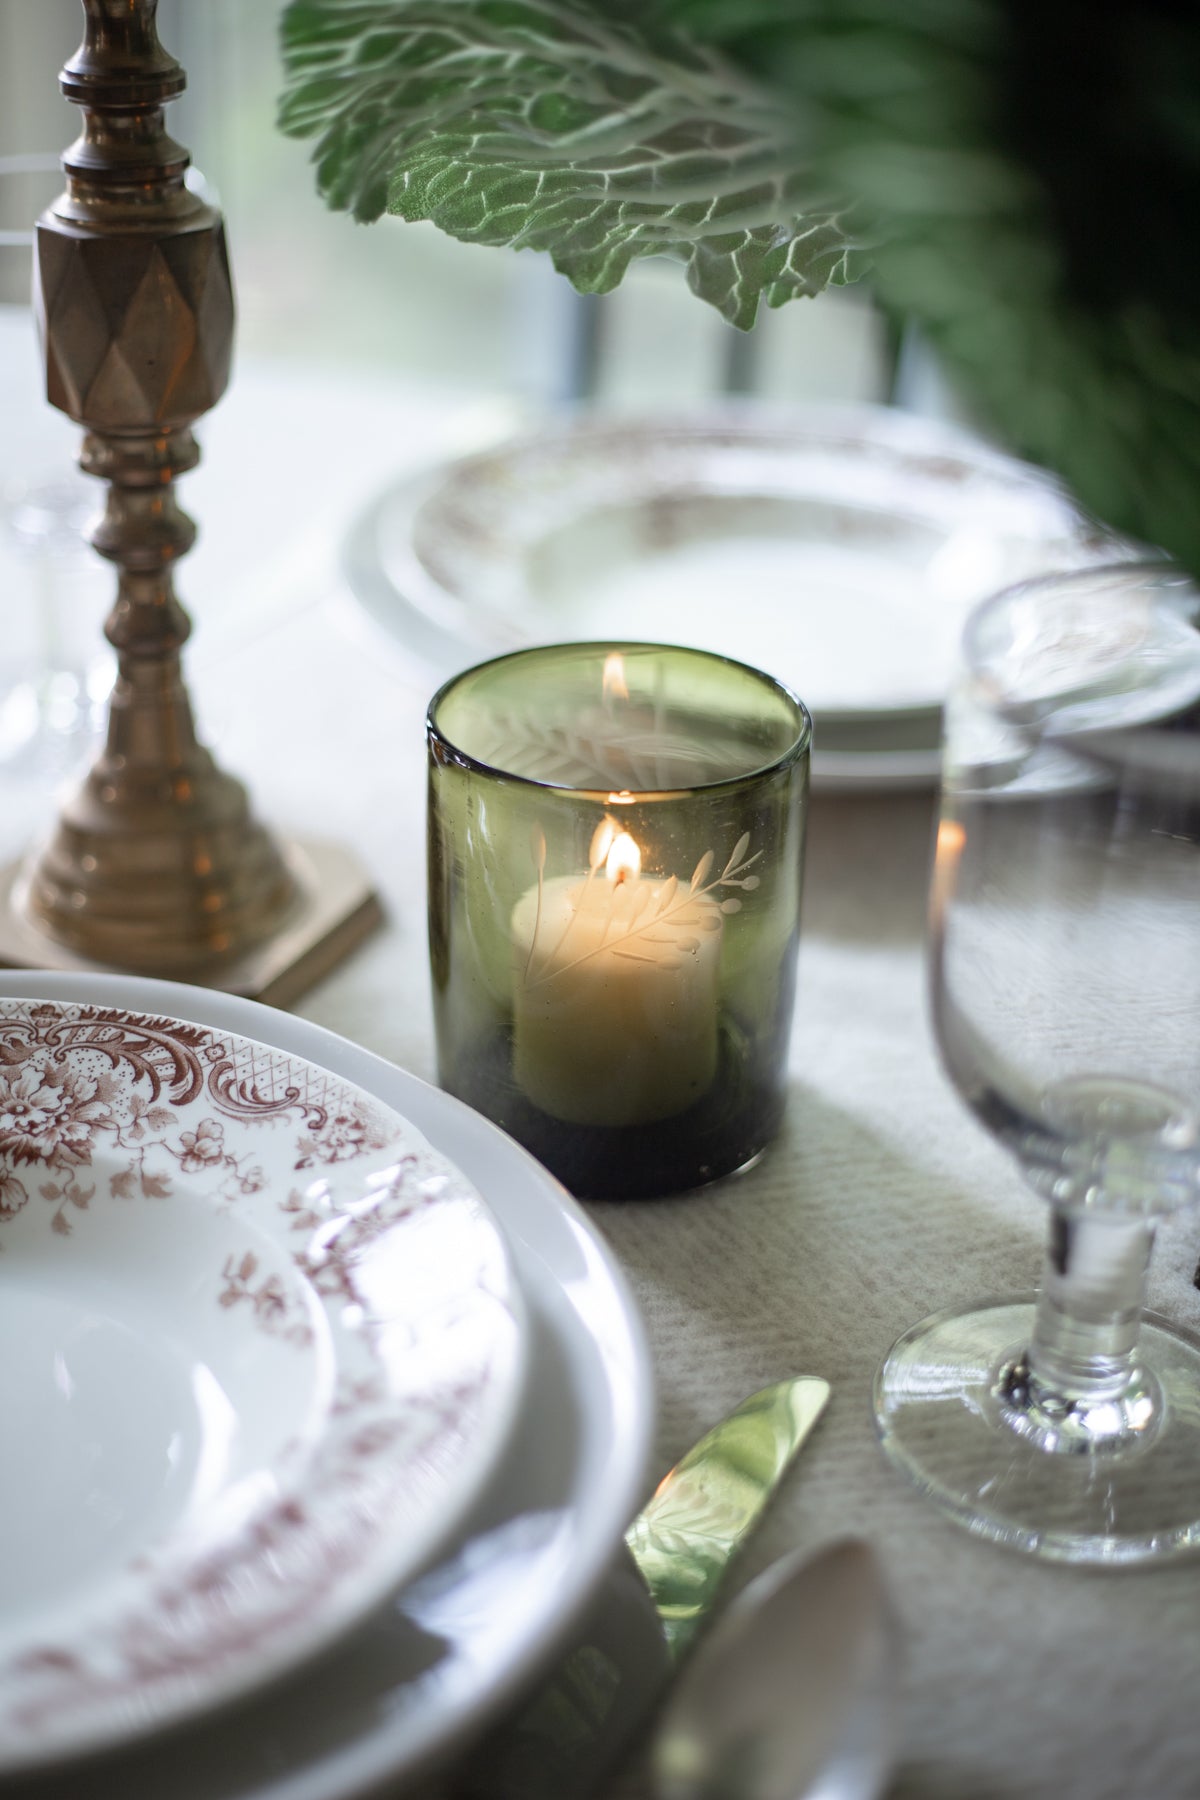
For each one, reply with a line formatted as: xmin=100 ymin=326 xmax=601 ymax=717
xmin=0 ymin=0 xmax=912 ymax=414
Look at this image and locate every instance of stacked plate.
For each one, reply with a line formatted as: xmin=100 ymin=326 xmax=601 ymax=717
xmin=0 ymin=972 xmax=653 ymax=1800
xmin=343 ymin=403 xmax=1134 ymax=792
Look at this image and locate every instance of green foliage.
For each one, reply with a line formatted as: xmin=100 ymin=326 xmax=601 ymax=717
xmin=278 ymin=0 xmax=861 ymax=330
xmin=280 ymin=0 xmax=1200 ymax=575
xmin=675 ymin=0 xmax=1200 ymax=576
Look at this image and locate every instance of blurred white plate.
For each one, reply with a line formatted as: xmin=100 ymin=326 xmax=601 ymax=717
xmin=0 ymin=997 xmax=525 ymax=1774
xmin=0 ymin=972 xmax=653 ymax=1800
xmin=343 ymin=404 xmax=1127 ymax=790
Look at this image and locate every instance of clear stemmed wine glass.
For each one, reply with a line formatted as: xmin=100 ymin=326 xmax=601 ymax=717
xmin=875 ymin=561 xmax=1200 ymax=1564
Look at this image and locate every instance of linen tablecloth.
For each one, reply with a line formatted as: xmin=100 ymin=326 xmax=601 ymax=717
xmin=2 ymin=355 xmax=1198 ymax=1800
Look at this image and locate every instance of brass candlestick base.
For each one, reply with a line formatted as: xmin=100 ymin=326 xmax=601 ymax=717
xmin=0 ymin=838 xmax=383 ymax=1009
xmin=6 ymin=0 xmax=383 ymax=1003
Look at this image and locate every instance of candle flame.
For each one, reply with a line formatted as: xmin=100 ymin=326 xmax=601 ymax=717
xmin=602 ymin=652 xmax=629 ymax=703
xmin=605 ymin=830 xmax=642 ymax=885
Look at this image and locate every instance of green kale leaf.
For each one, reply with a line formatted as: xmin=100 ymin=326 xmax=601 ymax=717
xmin=278 ymin=0 xmax=861 ymax=330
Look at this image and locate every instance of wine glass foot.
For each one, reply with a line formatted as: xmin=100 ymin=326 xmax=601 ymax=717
xmin=874 ymin=1298 xmax=1200 ymax=1564
xmin=991 ymin=1347 xmax=1161 ymax=1456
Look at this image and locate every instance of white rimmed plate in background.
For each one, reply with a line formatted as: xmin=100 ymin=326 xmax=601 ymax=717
xmin=342 ymin=404 xmax=1134 ymax=790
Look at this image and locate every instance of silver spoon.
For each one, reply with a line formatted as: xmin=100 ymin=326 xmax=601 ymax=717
xmin=651 ymin=1539 xmax=899 ymax=1800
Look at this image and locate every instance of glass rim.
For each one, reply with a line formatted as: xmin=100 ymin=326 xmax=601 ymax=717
xmin=426 ymin=639 xmax=813 ymax=798
xmin=961 ymin=557 xmax=1189 ymax=680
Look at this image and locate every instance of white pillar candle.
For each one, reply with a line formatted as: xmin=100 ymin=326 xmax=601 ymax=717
xmin=510 ymin=826 xmax=724 ymax=1128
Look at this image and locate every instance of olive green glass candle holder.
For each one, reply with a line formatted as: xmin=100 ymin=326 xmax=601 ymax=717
xmin=427 ymin=643 xmax=811 ymax=1199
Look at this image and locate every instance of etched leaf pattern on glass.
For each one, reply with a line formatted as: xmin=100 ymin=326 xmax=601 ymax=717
xmin=522 ymin=828 xmax=760 ymax=986
xmin=463 ymin=707 xmax=735 ymax=792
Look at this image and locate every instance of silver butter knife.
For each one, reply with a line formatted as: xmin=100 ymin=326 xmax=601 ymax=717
xmin=450 ymin=1375 xmax=831 ymax=1800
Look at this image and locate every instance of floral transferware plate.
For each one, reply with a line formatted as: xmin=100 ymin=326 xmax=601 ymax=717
xmin=0 ymin=973 xmax=653 ymax=1800
xmin=0 ymin=999 xmax=526 ymax=1773
xmin=343 ymin=403 xmax=1134 ymax=790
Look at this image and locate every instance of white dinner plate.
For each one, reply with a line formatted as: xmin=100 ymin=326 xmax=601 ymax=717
xmin=342 ymin=403 xmax=1130 ymax=791
xmin=0 ymin=972 xmax=653 ymax=1800
xmin=0 ymin=998 xmax=526 ymax=1774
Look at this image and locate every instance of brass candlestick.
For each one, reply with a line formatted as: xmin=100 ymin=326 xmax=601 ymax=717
xmin=0 ymin=0 xmax=382 ymax=1005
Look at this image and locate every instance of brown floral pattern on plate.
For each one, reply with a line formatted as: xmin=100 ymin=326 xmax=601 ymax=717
xmin=0 ymin=1000 xmax=525 ymax=1774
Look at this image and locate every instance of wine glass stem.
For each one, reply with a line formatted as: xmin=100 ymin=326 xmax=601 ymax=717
xmin=1026 ymin=1207 xmax=1156 ymax=1404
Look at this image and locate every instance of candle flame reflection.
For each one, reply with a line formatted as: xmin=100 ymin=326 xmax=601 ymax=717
xmin=931 ymin=817 xmax=966 ymax=918
xmin=935 ymin=818 xmax=966 ymax=862
xmin=602 ymin=652 xmax=629 ymax=703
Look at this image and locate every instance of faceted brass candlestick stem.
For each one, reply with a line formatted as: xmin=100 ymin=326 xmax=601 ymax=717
xmin=0 ymin=0 xmax=382 ymax=1002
